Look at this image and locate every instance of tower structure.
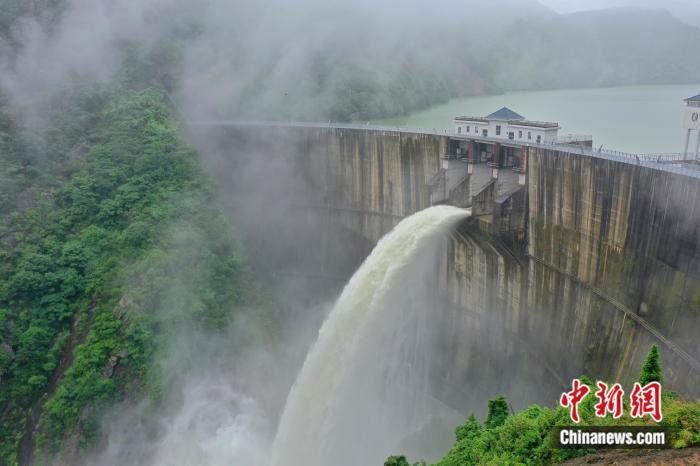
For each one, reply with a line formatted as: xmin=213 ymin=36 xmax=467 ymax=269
xmin=683 ymin=95 xmax=700 ymax=159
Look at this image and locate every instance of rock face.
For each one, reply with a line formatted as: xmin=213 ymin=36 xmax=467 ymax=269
xmin=191 ymin=124 xmax=700 ymax=404
xmin=102 ymin=356 xmax=119 ymax=379
xmin=0 ymin=342 xmax=16 ymax=384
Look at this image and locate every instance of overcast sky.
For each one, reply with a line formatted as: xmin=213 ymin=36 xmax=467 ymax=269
xmin=539 ymin=0 xmax=700 ymax=28
xmin=539 ymin=0 xmax=640 ymax=12
xmin=540 ymin=0 xmax=699 ymax=13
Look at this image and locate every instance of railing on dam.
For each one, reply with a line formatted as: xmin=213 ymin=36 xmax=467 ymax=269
xmin=189 ymin=120 xmax=700 ymax=179
xmin=555 ymin=134 xmax=593 ymax=144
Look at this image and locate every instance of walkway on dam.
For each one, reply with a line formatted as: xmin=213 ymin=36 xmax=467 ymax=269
xmin=444 ymin=160 xmax=519 ymax=202
xmin=191 ymin=121 xmax=700 ymax=179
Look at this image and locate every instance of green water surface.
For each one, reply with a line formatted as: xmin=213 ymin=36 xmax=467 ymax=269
xmin=373 ymin=84 xmax=700 ymax=154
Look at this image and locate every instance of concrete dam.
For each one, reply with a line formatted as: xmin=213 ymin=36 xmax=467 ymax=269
xmin=189 ymin=123 xmax=700 ymax=414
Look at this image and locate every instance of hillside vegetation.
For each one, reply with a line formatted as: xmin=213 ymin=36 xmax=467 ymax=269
xmin=179 ymin=1 xmax=700 ymax=122
xmin=386 ymin=347 xmax=700 ymax=466
xmin=3 ymin=1 xmax=700 ymax=123
xmin=0 ymin=85 xmax=263 ymax=463
xmin=1 ymin=0 xmax=700 ymax=463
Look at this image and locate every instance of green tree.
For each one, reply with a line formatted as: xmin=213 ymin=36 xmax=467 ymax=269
xmin=0 ymin=87 xmax=263 ymax=462
xmin=485 ymin=395 xmax=510 ymax=429
xmin=428 ymin=376 xmax=700 ymax=466
xmin=384 ymin=455 xmax=410 ymax=466
xmin=455 ymin=413 xmax=482 ymax=442
xmin=639 ymin=344 xmax=664 ymax=385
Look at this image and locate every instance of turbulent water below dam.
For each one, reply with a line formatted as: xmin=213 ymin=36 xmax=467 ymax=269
xmin=166 ymin=120 xmax=700 ymax=466
xmin=270 ymin=205 xmax=470 ymax=466
xmin=93 ymin=206 xmax=471 ymax=466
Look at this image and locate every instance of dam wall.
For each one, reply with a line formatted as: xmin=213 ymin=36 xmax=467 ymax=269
xmin=192 ymin=125 xmax=445 ymax=243
xmin=191 ymin=124 xmax=700 ymax=402
xmin=436 ymin=147 xmax=700 ymax=399
xmin=527 ymin=148 xmax=700 ymax=395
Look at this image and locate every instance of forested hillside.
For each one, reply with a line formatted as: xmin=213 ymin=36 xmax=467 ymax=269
xmin=176 ymin=0 xmax=700 ymax=122
xmin=481 ymin=8 xmax=700 ymax=91
xmin=0 ymin=3 xmax=275 ymax=464
xmin=0 ymin=84 xmax=269 ymax=463
xmin=4 ymin=1 xmax=700 ymax=123
xmin=1 ymin=0 xmax=700 ymax=464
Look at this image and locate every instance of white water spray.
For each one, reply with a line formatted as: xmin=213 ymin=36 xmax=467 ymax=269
xmin=270 ymin=206 xmax=470 ymax=466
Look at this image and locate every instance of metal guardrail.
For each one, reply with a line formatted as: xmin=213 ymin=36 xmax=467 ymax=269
xmin=556 ymin=134 xmax=593 ymax=144
xmin=189 ymin=121 xmax=700 ymax=179
xmin=189 ymin=120 xmax=456 ymax=137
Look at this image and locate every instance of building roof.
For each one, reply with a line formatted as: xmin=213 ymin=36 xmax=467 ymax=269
xmin=453 ymin=106 xmax=559 ymax=129
xmin=485 ymin=107 xmax=525 ymax=120
xmin=685 ymin=94 xmax=700 ymax=102
xmin=508 ymin=120 xmax=560 ymax=129
xmin=454 ymin=116 xmax=489 ymax=123
xmin=454 ymin=116 xmax=559 ymax=129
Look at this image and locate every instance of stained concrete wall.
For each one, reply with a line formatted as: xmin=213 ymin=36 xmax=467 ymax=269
xmin=492 ymin=185 xmax=527 ymax=251
xmin=527 ymin=149 xmax=700 ymax=395
xmin=436 ymin=145 xmax=700 ymax=400
xmin=438 ymin=225 xmax=700 ymax=403
xmin=191 ymin=124 xmax=700 ymax=401
xmin=471 ymin=179 xmax=496 ymax=218
xmin=191 ymin=125 xmax=445 ymax=244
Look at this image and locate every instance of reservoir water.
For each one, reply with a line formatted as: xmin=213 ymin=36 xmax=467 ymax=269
xmin=374 ymin=83 xmax=700 ymax=154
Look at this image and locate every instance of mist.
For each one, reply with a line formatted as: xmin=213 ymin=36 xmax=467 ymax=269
xmin=1 ymin=0 xmax=699 ymax=464
xmin=3 ymin=0 xmax=699 ymax=123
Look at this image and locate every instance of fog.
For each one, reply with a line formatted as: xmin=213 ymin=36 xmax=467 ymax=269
xmin=4 ymin=0 xmax=699 ymax=123
xmin=542 ymin=1 xmax=700 ymax=27
xmin=1 ymin=0 xmax=699 ymax=464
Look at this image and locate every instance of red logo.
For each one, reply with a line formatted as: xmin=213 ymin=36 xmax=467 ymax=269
xmin=560 ymin=379 xmax=590 ymax=423
xmin=630 ymin=382 xmax=663 ymax=422
xmin=594 ymin=382 xmax=624 ymax=419
xmin=560 ymin=379 xmax=663 ymax=423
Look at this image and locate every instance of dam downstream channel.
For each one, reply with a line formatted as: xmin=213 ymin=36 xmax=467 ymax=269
xmin=270 ymin=206 xmax=471 ymax=466
xmin=185 ymin=122 xmax=700 ymax=464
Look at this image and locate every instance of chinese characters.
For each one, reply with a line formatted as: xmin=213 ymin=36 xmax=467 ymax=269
xmin=560 ymin=379 xmax=662 ymax=423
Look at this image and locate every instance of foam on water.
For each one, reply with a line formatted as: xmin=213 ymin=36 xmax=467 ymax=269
xmin=270 ymin=205 xmax=470 ymax=466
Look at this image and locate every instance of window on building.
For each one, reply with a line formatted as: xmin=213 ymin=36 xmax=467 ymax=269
xmin=482 ymin=129 xmax=488 ymax=137
xmin=508 ymin=132 xmax=514 ymax=140
xmin=536 ymin=135 xmax=541 ymax=143
xmin=528 ymin=131 xmax=532 ymax=140
xmin=519 ymin=131 xmax=523 ymax=138
xmin=496 ymin=125 xmax=501 ymax=136
xmin=457 ymin=126 xmax=462 ymax=134
xmin=466 ymin=126 xmax=470 ymax=133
